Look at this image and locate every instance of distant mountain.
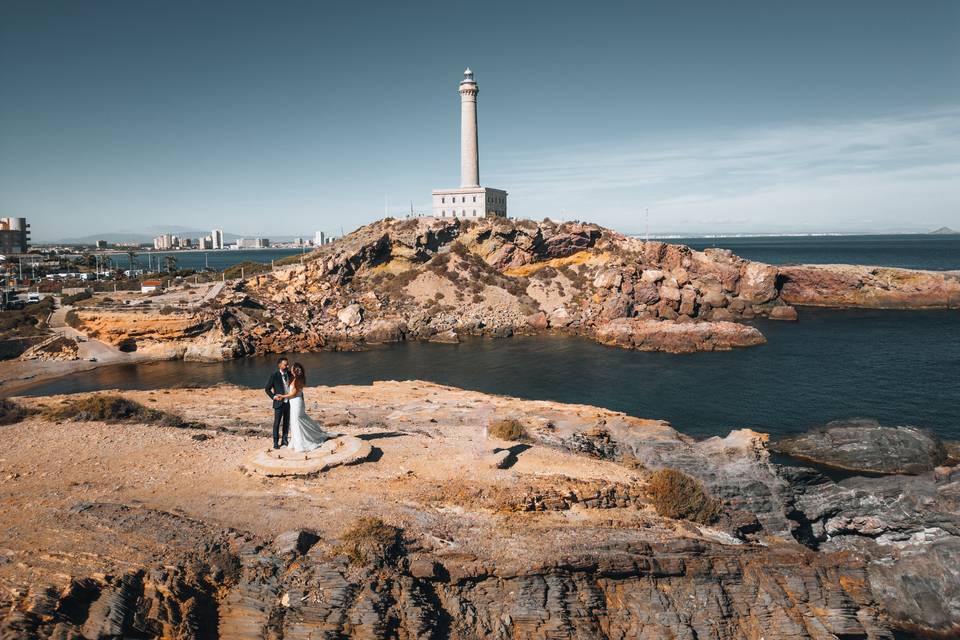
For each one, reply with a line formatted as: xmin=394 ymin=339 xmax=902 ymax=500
xmin=929 ymin=226 xmax=959 ymax=235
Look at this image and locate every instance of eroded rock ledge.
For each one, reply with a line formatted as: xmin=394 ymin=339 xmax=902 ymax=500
xmin=2 ymin=381 xmax=958 ymax=638
xmin=54 ymin=217 xmax=958 ymax=362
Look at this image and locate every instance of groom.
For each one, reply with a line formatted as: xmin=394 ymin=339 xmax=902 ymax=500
xmin=264 ymin=356 xmax=291 ymax=449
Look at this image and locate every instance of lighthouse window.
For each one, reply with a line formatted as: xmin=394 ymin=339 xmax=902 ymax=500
xmin=472 ymin=196 xmax=476 ymax=202
xmin=441 ymin=197 xmax=445 ymax=203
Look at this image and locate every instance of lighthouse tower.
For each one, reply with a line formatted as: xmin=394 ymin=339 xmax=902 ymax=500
xmin=459 ymin=67 xmax=480 ymax=188
xmin=431 ymin=68 xmax=508 ymax=218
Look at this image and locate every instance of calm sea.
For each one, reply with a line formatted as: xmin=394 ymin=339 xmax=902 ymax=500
xmin=132 ymin=234 xmax=960 ymax=273
xmin=671 ymin=234 xmax=960 ymax=270
xmin=19 ymin=310 xmax=960 ymax=441
xmin=124 ymin=248 xmax=307 ymax=272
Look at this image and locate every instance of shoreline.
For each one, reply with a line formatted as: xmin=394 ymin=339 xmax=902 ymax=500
xmin=6 ymin=303 xmax=958 ymax=397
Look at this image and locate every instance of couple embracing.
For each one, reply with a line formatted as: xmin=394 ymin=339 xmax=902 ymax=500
xmin=264 ymin=356 xmax=336 ymax=453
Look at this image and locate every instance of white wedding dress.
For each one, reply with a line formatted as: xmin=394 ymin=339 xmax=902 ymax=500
xmin=288 ymin=389 xmax=336 ymax=453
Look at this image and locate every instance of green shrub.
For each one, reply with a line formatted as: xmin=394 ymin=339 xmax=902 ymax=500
xmin=0 ymin=297 xmax=55 ymax=339
xmin=645 ymin=468 xmax=721 ymax=524
xmin=0 ymin=399 xmax=31 ymax=426
xmin=64 ymin=310 xmax=82 ymax=329
xmin=333 ymin=517 xmax=401 ymax=566
xmin=62 ymin=291 xmax=92 ymax=305
xmin=223 ymin=261 xmax=271 ymax=279
xmin=488 ymin=418 xmax=528 ymax=441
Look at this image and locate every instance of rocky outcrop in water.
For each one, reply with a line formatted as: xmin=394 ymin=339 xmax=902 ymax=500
xmin=593 ymin=317 xmax=766 ymax=352
xmin=772 ymin=418 xmax=952 ymax=474
xmin=779 ymin=264 xmax=960 ymax=309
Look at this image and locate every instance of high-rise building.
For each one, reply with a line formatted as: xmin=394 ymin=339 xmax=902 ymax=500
xmin=0 ymin=217 xmax=30 ymax=254
xmin=314 ymin=231 xmax=326 ymax=246
xmin=199 ymin=236 xmax=213 ymax=250
xmin=95 ymin=240 xmax=108 ymax=249
xmin=431 ymin=69 xmax=508 ymax=219
xmin=212 ymin=229 xmax=224 ymax=250
xmin=153 ymin=234 xmax=173 ymax=250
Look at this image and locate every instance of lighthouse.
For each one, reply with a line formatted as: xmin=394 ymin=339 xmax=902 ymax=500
xmin=431 ymin=68 xmax=508 ymax=218
xmin=459 ymin=67 xmax=480 ymax=188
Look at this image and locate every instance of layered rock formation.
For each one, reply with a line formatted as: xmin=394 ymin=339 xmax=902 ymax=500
xmin=2 ymin=382 xmax=958 ymax=638
xmin=60 ymin=218 xmax=959 ymax=361
xmin=773 ymin=418 xmax=952 ymax=474
xmin=779 ymin=264 xmax=960 ymax=309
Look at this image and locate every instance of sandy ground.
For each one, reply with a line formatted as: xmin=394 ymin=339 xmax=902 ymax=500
xmin=0 ymin=381 xmax=693 ymax=593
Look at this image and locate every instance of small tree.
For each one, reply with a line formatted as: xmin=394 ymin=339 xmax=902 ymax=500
xmin=163 ymin=255 xmax=178 ymax=274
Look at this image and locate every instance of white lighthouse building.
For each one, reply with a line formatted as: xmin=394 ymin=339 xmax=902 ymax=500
xmin=431 ymin=68 xmax=508 ymax=218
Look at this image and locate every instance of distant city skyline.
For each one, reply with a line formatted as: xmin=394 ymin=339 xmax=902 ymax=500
xmin=2 ymin=1 xmax=958 ymax=240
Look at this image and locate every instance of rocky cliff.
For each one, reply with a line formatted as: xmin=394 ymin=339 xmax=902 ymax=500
xmin=1 ymin=382 xmax=958 ymax=638
xmin=60 ymin=218 xmax=959 ymax=361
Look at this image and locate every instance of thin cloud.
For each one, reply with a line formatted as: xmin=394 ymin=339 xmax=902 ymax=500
xmin=487 ymin=108 xmax=960 ymax=232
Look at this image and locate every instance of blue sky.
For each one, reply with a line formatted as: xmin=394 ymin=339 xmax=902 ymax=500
xmin=1 ymin=1 xmax=958 ymax=240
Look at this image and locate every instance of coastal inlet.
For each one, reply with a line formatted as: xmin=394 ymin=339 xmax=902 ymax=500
xmin=19 ymin=307 xmax=960 ymax=441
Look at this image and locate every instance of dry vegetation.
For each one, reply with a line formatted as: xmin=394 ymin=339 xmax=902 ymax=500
xmin=41 ymin=393 xmax=199 ymax=429
xmin=0 ymin=398 xmax=31 ymax=426
xmin=488 ymin=418 xmax=528 ymax=441
xmin=333 ymin=517 xmax=402 ymax=567
xmin=645 ymin=468 xmax=721 ymax=524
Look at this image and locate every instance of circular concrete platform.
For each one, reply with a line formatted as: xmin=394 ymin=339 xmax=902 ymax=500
xmin=248 ymin=435 xmax=373 ymax=477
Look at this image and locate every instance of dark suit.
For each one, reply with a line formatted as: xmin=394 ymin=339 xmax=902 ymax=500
xmin=265 ymin=369 xmax=291 ymax=446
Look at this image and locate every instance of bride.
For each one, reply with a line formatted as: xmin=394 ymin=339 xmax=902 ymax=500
xmin=273 ymin=362 xmax=337 ymax=453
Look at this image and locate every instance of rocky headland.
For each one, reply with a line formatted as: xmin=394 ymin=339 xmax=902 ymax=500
xmin=1 ymin=382 xmax=958 ymax=639
xmin=46 ymin=217 xmax=960 ymax=365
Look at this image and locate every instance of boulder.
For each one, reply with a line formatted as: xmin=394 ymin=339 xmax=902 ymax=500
xmin=429 ymin=329 xmax=460 ymax=344
xmin=525 ymin=311 xmax=548 ymax=330
xmin=364 ymin=318 xmax=406 ymax=343
xmin=772 ymin=418 xmax=949 ymax=474
xmin=593 ymin=318 xmax=766 ymax=353
xmin=659 ymin=285 xmax=682 ymax=303
xmin=703 ymin=291 xmax=727 ymax=308
xmin=336 ymin=304 xmax=363 ymax=327
xmin=600 ymin=295 xmax=632 ymax=320
xmin=768 ymin=305 xmax=798 ymax=321
xmin=634 ymin=283 xmax=660 ymax=305
xmin=640 ymin=269 xmax=664 ymax=283
xmin=593 ymin=270 xmax=623 ymax=290
xmin=739 ymin=263 xmax=779 ymax=304
xmin=679 ymin=287 xmax=697 ymax=317
xmin=273 ymin=530 xmax=320 ymax=556
xmin=547 ymin=307 xmax=573 ymax=328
